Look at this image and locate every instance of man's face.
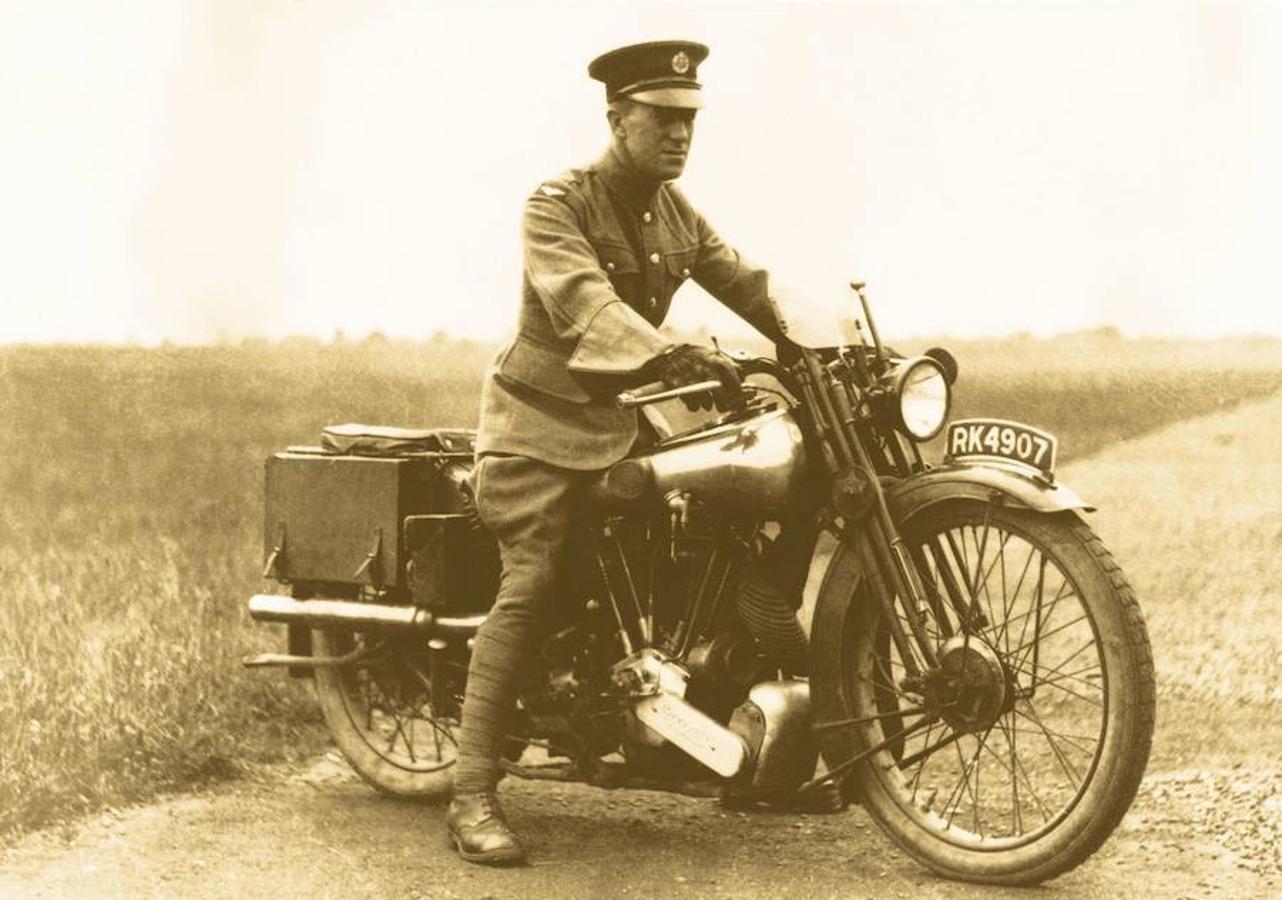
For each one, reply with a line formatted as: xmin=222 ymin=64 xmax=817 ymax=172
xmin=615 ymin=102 xmax=697 ymax=181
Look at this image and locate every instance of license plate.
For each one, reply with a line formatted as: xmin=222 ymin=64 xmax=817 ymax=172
xmin=945 ymin=418 xmax=1058 ymax=474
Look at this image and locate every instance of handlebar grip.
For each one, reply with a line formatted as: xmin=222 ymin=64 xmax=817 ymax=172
xmin=616 ymin=379 xmax=724 ymax=409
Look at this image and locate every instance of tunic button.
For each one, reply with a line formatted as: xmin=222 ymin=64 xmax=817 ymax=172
xmin=649 ymin=252 xmax=660 ymax=265
xmin=681 ymin=268 xmax=691 ymax=278
xmin=648 ymin=296 xmax=657 ymax=308
xmin=642 ymin=211 xmax=653 ymax=224
xmin=606 ymin=261 xmax=616 ymax=272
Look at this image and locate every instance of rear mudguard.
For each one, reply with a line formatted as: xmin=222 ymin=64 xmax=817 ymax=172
xmin=808 ymin=462 xmax=1093 ymax=768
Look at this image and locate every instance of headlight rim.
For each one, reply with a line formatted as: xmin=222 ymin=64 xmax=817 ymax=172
xmin=891 ymin=356 xmax=951 ymax=441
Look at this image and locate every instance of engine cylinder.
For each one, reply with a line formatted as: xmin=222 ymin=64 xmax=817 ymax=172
xmin=736 ymin=573 xmax=809 ymax=675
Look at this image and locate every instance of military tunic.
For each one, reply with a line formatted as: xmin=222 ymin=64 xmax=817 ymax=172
xmin=475 ymin=148 xmax=782 ymax=470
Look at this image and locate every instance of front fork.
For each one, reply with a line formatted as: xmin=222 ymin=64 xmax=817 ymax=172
xmin=797 ymin=351 xmax=940 ymax=678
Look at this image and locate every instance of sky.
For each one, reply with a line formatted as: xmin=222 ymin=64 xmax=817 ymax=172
xmin=1 ymin=0 xmax=1280 ymax=345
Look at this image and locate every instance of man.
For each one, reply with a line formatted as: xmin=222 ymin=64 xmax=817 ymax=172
xmin=447 ymin=40 xmax=794 ymax=865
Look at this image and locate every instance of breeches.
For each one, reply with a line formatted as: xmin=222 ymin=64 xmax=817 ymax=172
xmin=454 ymin=454 xmax=597 ymax=793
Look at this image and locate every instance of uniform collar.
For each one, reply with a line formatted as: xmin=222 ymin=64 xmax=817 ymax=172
xmin=594 ymin=147 xmax=663 ymax=210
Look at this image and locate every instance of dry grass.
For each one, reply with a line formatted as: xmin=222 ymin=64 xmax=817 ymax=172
xmin=910 ymin=330 xmax=1282 ymax=463
xmin=0 ymin=338 xmax=490 ymax=834
xmin=2 ymin=332 xmax=1280 ymax=835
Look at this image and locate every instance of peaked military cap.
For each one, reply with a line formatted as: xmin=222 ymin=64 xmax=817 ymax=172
xmin=588 ymin=40 xmax=709 ymax=109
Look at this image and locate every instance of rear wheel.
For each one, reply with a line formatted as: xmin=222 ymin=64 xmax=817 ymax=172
xmin=812 ymin=500 xmax=1155 ymax=885
xmin=312 ymin=628 xmax=458 ymax=798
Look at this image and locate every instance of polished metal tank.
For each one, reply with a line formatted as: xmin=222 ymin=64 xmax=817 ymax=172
xmin=639 ymin=408 xmax=807 ymax=516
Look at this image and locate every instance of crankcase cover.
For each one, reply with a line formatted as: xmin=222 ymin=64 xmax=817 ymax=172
xmin=727 ymin=679 xmax=817 ymax=794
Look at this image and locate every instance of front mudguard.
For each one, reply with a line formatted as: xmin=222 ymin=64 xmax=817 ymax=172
xmin=885 ymin=462 xmax=1093 ymax=523
xmin=808 ymin=463 xmax=1094 ymax=787
xmin=815 ymin=461 xmax=1094 ymax=619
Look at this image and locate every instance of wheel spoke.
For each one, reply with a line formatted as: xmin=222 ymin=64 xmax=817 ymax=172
xmin=996 ymin=543 xmax=1037 ymax=654
xmin=972 ymin=528 xmax=1009 ymax=636
xmin=1016 ymin=672 xmax=1103 ymax=709
xmin=1010 ymin=610 xmax=1089 ymax=670
xmin=814 ymin=705 xmax=932 ymax=732
xmin=968 ymin=519 xmax=991 ymax=603
xmin=993 ymin=714 xmax=1054 ymax=826
xmin=935 ymin=729 xmax=992 ymax=832
xmin=1014 ymin=701 xmax=1082 ymax=789
xmin=1006 ymin=711 xmax=1022 ymax=834
xmin=873 ymin=647 xmax=902 ymax=698
xmin=1008 ymin=720 xmax=1099 ymax=758
xmin=385 ymin=709 xmax=413 ymax=760
xmin=429 ymin=708 xmax=444 ymax=759
xmin=939 ymin=743 xmax=972 ymax=826
xmin=1025 ymin=659 xmax=1103 ymax=691
xmin=363 ymin=676 xmax=375 ymax=731
xmin=896 ymin=723 xmax=966 ymax=770
xmin=1015 ymin=636 xmax=1099 ymax=693
xmin=946 ymin=729 xmax=990 ymax=833
xmin=908 ymin=718 xmax=943 ymax=801
xmin=991 ymin=597 xmax=1046 ymax=647
xmin=809 ymin=714 xmax=939 ymax=791
xmin=1008 ymin=555 xmax=1050 ymax=669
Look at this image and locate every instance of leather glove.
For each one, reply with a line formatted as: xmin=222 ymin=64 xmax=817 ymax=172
xmin=645 ymin=344 xmax=743 ymax=412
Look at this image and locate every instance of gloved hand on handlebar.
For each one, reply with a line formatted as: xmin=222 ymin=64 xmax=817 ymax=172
xmin=644 ymin=344 xmax=743 ymax=412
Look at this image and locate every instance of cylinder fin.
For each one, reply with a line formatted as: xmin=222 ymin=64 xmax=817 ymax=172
xmin=736 ymin=574 xmax=809 ymax=675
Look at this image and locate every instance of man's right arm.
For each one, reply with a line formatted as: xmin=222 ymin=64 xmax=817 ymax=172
xmin=522 ymin=187 xmax=672 ymax=379
xmin=523 ymin=184 xmax=743 ymax=407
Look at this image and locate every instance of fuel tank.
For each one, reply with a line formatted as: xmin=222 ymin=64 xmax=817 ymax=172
xmin=635 ymin=408 xmax=808 ymax=516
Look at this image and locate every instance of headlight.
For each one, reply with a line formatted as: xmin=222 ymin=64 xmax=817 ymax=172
xmin=893 ymin=357 xmax=950 ymax=440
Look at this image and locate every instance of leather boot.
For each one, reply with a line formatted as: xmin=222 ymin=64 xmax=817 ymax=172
xmin=446 ymin=792 xmax=526 ymax=865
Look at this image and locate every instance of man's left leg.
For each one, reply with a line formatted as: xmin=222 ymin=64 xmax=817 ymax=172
xmin=448 ymin=454 xmax=590 ymax=864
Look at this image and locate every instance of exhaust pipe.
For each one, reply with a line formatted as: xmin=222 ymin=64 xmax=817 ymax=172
xmin=248 ymin=593 xmax=485 ymax=637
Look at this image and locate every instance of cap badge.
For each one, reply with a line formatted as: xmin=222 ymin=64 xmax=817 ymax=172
xmin=671 ymin=51 xmax=691 ymax=75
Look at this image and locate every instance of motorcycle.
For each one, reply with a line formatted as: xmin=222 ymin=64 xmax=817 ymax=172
xmin=245 ymin=283 xmax=1155 ymax=885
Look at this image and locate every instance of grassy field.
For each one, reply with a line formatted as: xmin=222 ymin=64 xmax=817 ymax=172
xmin=2 ymin=332 xmax=1282 ymax=836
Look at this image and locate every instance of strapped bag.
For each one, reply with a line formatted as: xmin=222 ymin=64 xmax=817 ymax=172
xmin=319 ymin=423 xmax=476 ymax=457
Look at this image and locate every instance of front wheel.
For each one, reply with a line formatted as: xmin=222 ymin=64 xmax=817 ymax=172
xmin=812 ymin=499 xmax=1155 ymax=885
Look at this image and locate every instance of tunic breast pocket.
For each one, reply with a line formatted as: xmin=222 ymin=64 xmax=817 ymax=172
xmin=594 ymin=242 xmax=643 ymax=306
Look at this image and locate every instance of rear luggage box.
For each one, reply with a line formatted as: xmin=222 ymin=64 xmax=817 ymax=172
xmin=261 ymin=426 xmax=498 ymax=611
xmin=264 ymin=452 xmax=435 ymax=589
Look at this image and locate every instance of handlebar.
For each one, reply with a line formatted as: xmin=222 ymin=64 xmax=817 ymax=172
xmin=614 ymin=351 xmax=799 ymax=410
xmin=616 ymin=379 xmax=724 ymax=410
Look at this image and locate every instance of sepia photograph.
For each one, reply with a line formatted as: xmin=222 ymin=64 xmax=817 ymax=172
xmin=1 ymin=1 xmax=1279 ymax=896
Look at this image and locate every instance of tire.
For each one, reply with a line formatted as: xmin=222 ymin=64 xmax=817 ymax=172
xmin=811 ymin=499 xmax=1155 ymax=885
xmin=312 ymin=627 xmax=457 ymax=799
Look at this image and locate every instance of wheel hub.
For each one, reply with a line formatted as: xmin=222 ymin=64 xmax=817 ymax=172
xmin=923 ymin=635 xmax=1009 ymax=733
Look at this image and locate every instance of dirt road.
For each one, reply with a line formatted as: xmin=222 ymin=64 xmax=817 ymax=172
xmin=4 ymin=394 xmax=1281 ymax=898
xmin=0 ymin=750 xmax=1270 ymax=899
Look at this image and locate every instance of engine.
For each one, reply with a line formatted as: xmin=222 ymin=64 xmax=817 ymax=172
xmin=516 ymin=404 xmax=820 ymax=788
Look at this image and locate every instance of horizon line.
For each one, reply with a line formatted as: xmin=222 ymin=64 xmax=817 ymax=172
xmin=4 ymin=324 xmax=1282 ymax=350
